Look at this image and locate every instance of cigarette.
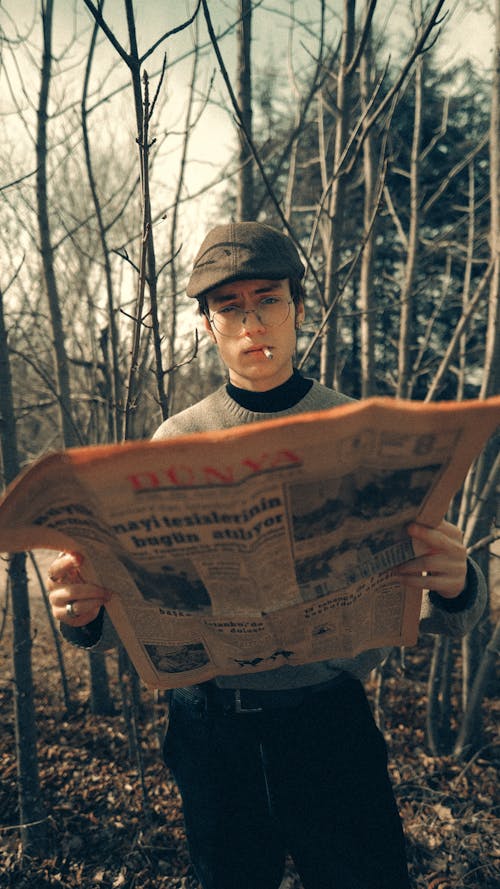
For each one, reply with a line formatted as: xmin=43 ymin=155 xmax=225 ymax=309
xmin=263 ymin=348 xmax=273 ymax=360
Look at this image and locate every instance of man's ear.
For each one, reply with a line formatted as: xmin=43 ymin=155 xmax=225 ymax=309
xmin=203 ymin=314 xmax=217 ymax=342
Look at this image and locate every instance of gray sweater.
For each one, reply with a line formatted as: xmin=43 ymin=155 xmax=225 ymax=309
xmin=64 ymin=381 xmax=486 ymax=690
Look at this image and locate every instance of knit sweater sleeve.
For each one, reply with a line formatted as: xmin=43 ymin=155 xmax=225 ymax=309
xmin=59 ymin=607 xmax=120 ymax=651
xmin=418 ymin=557 xmax=486 ymax=637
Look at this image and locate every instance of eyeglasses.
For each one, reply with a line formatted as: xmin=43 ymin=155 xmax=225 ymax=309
xmin=208 ymin=297 xmax=293 ymax=337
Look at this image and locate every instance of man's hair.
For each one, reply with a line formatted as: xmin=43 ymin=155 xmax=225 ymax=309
xmin=196 ymin=277 xmax=305 ymax=317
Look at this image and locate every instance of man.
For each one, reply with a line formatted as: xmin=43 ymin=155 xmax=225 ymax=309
xmin=48 ymin=222 xmax=486 ymax=889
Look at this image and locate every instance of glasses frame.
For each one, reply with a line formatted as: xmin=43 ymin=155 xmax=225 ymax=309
xmin=207 ymin=298 xmax=293 ymax=338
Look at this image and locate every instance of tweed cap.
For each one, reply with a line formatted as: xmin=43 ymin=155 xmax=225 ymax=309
xmin=186 ymin=221 xmax=305 ymax=298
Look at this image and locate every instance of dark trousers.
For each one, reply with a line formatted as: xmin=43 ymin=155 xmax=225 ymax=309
xmin=163 ymin=675 xmax=410 ymax=889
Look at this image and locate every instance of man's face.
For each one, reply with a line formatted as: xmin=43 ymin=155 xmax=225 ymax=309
xmin=203 ymin=278 xmax=305 ymax=392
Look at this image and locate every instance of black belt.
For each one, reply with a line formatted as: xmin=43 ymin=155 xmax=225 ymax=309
xmin=174 ymin=673 xmax=349 ymax=715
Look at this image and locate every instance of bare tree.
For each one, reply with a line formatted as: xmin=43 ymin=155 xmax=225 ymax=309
xmin=359 ymin=24 xmax=382 ymax=397
xmin=396 ymin=10 xmax=423 ymax=399
xmin=236 ymin=0 xmax=254 ymax=220
xmin=0 ymin=281 xmax=47 ymax=857
xmin=481 ymin=0 xmax=500 ymax=403
xmin=81 ymin=0 xmax=201 ymax=436
xmin=319 ymin=0 xmax=357 ymax=389
xmin=166 ymin=26 xmax=203 ymax=414
xmin=36 ymin=0 xmax=80 ymax=449
xmin=81 ymin=1 xmax=123 ymax=443
xmin=453 ymin=0 xmax=500 ymax=758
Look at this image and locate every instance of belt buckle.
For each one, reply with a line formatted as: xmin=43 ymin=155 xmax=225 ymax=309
xmin=234 ymin=689 xmax=263 ymax=713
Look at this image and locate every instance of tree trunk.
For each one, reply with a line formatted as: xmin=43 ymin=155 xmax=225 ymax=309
xmin=319 ymin=0 xmax=356 ymax=389
xmin=38 ymin=0 xmax=114 ymax=713
xmin=9 ymin=553 xmax=48 ymax=854
xmin=458 ymin=0 xmax=500 ymax=754
xmin=426 ymin=635 xmax=453 ymax=755
xmin=457 ymin=163 xmax=475 ymax=401
xmin=166 ymin=35 xmax=201 ymax=415
xmin=397 ymin=47 xmax=423 ymax=399
xmin=236 ymin=0 xmax=254 ymax=220
xmin=30 ymin=553 xmax=73 ymax=712
xmin=81 ymin=5 xmax=123 ymax=442
xmin=359 ymin=32 xmax=377 ymax=397
xmin=480 ymin=0 xmax=500 ymax=403
xmin=36 ymin=0 xmax=79 ymax=449
xmin=89 ymin=651 xmax=115 ymax=716
xmin=0 ymin=290 xmax=47 ymax=856
xmin=455 ymin=617 xmax=500 ymax=759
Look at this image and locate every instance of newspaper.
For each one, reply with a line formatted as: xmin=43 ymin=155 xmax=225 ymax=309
xmin=0 ymin=396 xmax=498 ymax=689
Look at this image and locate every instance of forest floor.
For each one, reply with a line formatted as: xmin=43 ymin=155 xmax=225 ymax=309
xmin=0 ymin=552 xmax=498 ymax=889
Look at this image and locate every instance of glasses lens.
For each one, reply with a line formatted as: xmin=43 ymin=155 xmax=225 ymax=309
xmin=212 ymin=299 xmax=291 ymax=336
xmin=259 ymin=298 xmax=291 ymax=327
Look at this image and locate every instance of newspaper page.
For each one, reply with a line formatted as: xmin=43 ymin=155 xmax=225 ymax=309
xmin=0 ymin=396 xmax=498 ymax=689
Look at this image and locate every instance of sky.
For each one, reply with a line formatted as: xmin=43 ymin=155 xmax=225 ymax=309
xmin=382 ymin=0 xmax=494 ymax=72
xmin=445 ymin=5 xmax=494 ymax=69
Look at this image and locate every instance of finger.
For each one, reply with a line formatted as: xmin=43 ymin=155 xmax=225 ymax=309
xmin=56 ymin=599 xmax=103 ymax=627
xmin=48 ymin=550 xmax=83 ymax=574
xmin=47 ymin=551 xmax=84 ymax=588
xmin=407 ymin=521 xmax=464 ymax=556
xmin=398 ymin=552 xmax=464 ymax=577
xmin=395 ymin=557 xmax=466 ymax=597
xmin=49 ymin=583 xmax=112 ymax=625
xmin=393 ymin=572 xmax=431 ymax=593
xmin=394 ymin=570 xmax=464 ymax=597
xmin=438 ymin=519 xmax=464 ymax=542
xmin=49 ymin=583 xmax=111 ymax=607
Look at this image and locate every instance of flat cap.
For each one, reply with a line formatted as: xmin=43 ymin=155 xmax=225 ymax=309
xmin=186 ymin=221 xmax=305 ymax=298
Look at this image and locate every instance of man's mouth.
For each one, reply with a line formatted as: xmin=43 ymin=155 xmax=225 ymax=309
xmin=245 ymin=346 xmax=272 ymax=354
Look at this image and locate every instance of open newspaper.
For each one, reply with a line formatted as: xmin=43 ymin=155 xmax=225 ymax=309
xmin=0 ymin=397 xmax=498 ymax=689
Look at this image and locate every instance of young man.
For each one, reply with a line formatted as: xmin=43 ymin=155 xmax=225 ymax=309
xmin=48 ymin=222 xmax=486 ymax=889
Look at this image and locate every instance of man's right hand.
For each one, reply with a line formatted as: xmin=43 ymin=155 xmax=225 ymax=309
xmin=47 ymin=551 xmax=112 ymax=627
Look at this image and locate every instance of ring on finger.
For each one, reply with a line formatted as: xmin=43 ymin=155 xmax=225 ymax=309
xmin=66 ymin=602 xmax=77 ymax=618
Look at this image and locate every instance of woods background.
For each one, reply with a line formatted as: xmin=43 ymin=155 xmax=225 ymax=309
xmin=0 ymin=1 xmax=499 ymax=887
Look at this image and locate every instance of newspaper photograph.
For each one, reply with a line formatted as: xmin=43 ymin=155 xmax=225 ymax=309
xmin=0 ymin=396 xmax=498 ymax=689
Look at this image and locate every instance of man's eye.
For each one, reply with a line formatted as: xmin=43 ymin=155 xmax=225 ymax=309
xmin=217 ymin=305 xmax=239 ymax=316
xmin=259 ymin=296 xmax=280 ymax=307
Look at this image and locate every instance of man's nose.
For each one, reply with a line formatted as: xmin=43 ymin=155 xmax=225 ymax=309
xmin=241 ymin=308 xmax=266 ymax=331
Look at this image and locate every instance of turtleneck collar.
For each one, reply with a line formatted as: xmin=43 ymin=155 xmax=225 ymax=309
xmin=226 ymin=369 xmax=313 ymax=413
